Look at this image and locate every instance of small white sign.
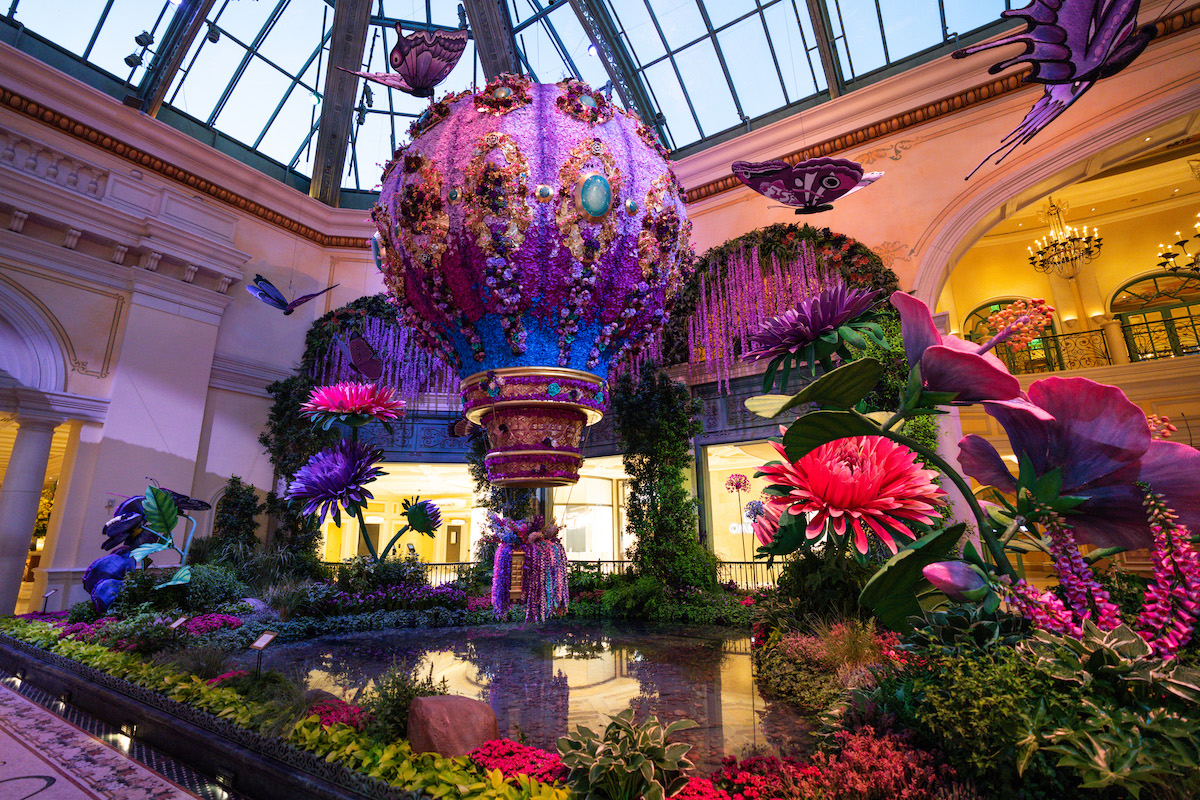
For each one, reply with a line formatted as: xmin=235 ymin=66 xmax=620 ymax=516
xmin=250 ymin=631 xmax=278 ymax=651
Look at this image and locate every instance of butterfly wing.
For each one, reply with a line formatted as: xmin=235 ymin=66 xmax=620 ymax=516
xmin=736 ymin=157 xmax=872 ymax=214
xmin=338 ymin=66 xmax=416 ymax=94
xmin=246 ymin=275 xmax=289 ymax=311
xmin=283 ymin=283 xmax=339 ymax=315
xmin=965 ymin=82 xmax=1090 ymax=178
xmin=732 ymin=160 xmax=798 ymax=202
xmin=346 ymin=331 xmax=384 ymax=380
xmin=391 ymin=28 xmax=469 ymax=97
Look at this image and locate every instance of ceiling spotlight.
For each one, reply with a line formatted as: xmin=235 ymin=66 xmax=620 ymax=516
xmin=311 ymin=92 xmax=321 ymax=106
xmin=206 ymin=23 xmax=220 ymax=44
xmin=134 ymin=30 xmax=154 ymax=48
xmin=364 ymin=85 xmax=374 ymax=107
xmin=587 ymin=43 xmax=598 ymax=57
xmin=124 ymin=52 xmax=144 ymax=68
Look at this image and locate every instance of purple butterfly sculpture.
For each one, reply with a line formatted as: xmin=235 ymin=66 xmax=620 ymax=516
xmin=246 ymin=274 xmax=339 ymax=316
xmin=342 ymin=26 xmax=469 ymax=98
xmin=337 ymin=331 xmax=384 ymax=381
xmin=731 ymin=157 xmax=883 ymax=214
xmin=953 ymin=0 xmax=1157 ymax=178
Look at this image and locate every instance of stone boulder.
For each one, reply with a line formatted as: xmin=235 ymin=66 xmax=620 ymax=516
xmin=406 ymin=695 xmax=499 ymax=757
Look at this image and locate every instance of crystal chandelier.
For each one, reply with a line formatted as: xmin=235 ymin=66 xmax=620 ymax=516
xmin=1027 ymin=197 xmax=1102 ymax=280
xmin=1156 ymin=212 xmax=1200 ymax=275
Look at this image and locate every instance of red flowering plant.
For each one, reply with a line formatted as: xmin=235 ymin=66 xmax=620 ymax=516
xmin=747 ymin=290 xmax=1200 ymax=644
xmin=468 ymin=739 xmax=566 ymax=784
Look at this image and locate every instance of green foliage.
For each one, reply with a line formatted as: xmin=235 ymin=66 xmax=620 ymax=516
xmin=906 ymin=603 xmax=1031 ymax=655
xmin=603 ymin=575 xmax=665 ymax=619
xmin=181 ymin=564 xmax=248 ymax=612
xmin=336 ymin=554 xmax=428 ymax=593
xmin=212 ymin=476 xmax=266 ymax=551
xmin=556 ymin=709 xmax=697 ymax=800
xmin=611 ymin=362 xmax=712 ymax=591
xmin=861 ymin=647 xmax=1081 ymax=799
xmin=109 ymin=569 xmax=177 ymax=616
xmin=364 ymin=664 xmax=449 ymax=741
xmin=858 ymin=524 xmax=967 ymax=633
xmin=259 ymin=373 xmax=340 ymax=555
xmin=32 ymin=481 xmax=55 ymax=547
xmin=67 ymin=599 xmax=100 ymax=623
xmin=754 ymin=639 xmax=843 ymax=713
xmin=153 ymin=644 xmax=234 ymax=680
xmin=775 ymin=548 xmax=874 ymax=623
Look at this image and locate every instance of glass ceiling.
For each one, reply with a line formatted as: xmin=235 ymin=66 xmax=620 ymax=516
xmin=3 ymin=0 xmax=1011 ymax=203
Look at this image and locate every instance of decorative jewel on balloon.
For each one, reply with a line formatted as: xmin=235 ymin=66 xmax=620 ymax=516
xmin=731 ymin=157 xmax=883 ymax=214
xmin=952 ymin=0 xmax=1157 ymax=179
xmin=341 ymin=26 xmax=468 ymax=98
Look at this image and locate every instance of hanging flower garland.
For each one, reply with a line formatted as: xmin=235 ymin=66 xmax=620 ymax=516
xmin=489 ymin=513 xmax=570 ymax=622
xmin=659 ymin=223 xmax=898 ymax=381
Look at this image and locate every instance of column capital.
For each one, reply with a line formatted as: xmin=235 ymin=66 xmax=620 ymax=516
xmin=0 ymin=386 xmax=109 ymax=425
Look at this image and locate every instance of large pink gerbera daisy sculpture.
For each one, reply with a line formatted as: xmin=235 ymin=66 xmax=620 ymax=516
xmin=757 ymin=435 xmax=946 ymax=557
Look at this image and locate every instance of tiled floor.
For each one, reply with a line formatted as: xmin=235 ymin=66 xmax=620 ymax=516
xmin=0 ymin=669 xmax=244 ymax=800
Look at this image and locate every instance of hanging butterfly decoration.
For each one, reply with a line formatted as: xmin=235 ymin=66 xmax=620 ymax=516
xmin=336 ymin=330 xmax=384 ymax=381
xmin=246 ymin=274 xmax=339 ymax=316
xmin=341 ymin=26 xmax=469 ymax=99
xmin=953 ymin=0 xmax=1157 ymax=179
xmin=731 ymin=157 xmax=883 ymax=214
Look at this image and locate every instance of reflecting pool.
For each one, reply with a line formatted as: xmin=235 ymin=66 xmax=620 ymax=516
xmin=252 ymin=621 xmax=812 ymax=770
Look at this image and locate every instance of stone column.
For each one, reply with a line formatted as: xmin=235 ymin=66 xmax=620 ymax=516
xmin=0 ymin=415 xmax=60 ymax=614
xmin=1101 ymin=319 xmax=1131 ymax=365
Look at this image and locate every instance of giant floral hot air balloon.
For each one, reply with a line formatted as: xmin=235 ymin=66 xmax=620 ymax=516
xmin=371 ymin=76 xmax=692 ymax=487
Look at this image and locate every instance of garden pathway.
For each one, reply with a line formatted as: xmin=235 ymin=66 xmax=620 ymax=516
xmin=0 ymin=679 xmax=213 ymax=800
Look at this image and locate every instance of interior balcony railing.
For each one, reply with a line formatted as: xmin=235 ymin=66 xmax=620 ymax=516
xmin=982 ymin=314 xmax=1200 ymax=376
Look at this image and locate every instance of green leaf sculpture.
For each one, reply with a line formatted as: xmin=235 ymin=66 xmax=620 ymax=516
xmin=143 ymin=486 xmax=178 ymax=536
xmin=782 ymin=410 xmax=880 ymax=463
xmin=746 ymin=357 xmax=886 ymax=419
xmin=859 ymin=523 xmax=967 ymax=632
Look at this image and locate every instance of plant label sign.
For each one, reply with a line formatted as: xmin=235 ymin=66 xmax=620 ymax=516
xmin=250 ymin=631 xmax=278 ymax=651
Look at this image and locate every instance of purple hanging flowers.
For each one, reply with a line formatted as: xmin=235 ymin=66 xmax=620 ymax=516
xmin=1137 ymin=489 xmax=1200 ymax=660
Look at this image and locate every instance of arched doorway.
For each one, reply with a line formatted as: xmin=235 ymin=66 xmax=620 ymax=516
xmin=1110 ymin=273 xmax=1200 ymax=361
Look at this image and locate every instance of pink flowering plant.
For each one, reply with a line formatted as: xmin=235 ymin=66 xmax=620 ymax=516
xmin=746 ymin=290 xmax=1200 ymax=649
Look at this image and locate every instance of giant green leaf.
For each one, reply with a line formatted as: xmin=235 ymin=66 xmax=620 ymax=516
xmin=859 ymin=523 xmax=966 ymax=632
xmin=129 ymin=542 xmax=169 ymax=563
xmin=745 ymin=358 xmax=885 ymax=420
xmin=143 ymin=486 xmax=178 ymax=536
xmin=153 ymin=565 xmax=191 ymax=589
xmin=782 ymin=410 xmax=880 ymax=462
xmin=758 ymin=511 xmax=809 ymax=558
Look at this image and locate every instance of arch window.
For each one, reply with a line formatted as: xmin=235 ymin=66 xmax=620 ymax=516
xmin=963 ymin=299 xmax=1059 ymax=375
xmin=1111 ymin=274 xmax=1200 ymax=361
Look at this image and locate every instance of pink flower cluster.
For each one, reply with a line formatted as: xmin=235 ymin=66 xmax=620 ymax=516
xmin=985 ymin=298 xmax=1054 ymax=351
xmin=1147 ymin=413 xmax=1178 ymax=440
xmin=997 ymin=575 xmax=1081 ymax=636
xmin=468 ymin=739 xmax=566 ymax=784
xmin=725 ymin=474 xmax=750 ymax=494
xmin=739 ymin=596 xmax=755 ymax=607
xmin=800 ymin=727 xmax=955 ymax=799
xmin=467 ymin=596 xmax=494 ymax=612
xmin=206 ymin=669 xmax=248 ymax=686
xmin=182 ymin=614 xmax=243 ymax=636
xmin=1041 ymin=511 xmax=1122 ymax=631
xmin=1137 ymin=491 xmax=1200 ymax=659
xmin=309 ymin=699 xmax=371 ymax=731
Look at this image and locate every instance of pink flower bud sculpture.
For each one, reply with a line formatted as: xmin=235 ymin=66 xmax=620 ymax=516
xmin=371 ymin=76 xmax=692 ymax=487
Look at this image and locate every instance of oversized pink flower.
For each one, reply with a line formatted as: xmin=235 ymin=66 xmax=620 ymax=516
xmin=758 ymin=436 xmax=946 ymax=554
xmin=301 ymin=381 xmax=406 ymax=425
xmin=753 ymin=500 xmax=784 ymax=547
xmin=891 ymin=291 xmax=1021 ymax=402
xmin=958 ymin=376 xmax=1200 ymax=550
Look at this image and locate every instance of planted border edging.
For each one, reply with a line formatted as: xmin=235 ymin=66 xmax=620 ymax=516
xmin=0 ymin=634 xmax=412 ymax=800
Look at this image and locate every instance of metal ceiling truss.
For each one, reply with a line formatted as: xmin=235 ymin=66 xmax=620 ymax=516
xmin=461 ymin=0 xmax=521 ymax=80
xmin=308 ymin=0 xmax=373 ymax=207
xmin=126 ymin=0 xmax=218 ymax=115
xmin=568 ymin=0 xmax=662 ymax=141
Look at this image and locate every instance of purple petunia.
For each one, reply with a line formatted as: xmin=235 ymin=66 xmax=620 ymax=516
xmin=743 ymin=285 xmax=879 ymax=362
xmin=285 ymin=439 xmax=385 ymax=525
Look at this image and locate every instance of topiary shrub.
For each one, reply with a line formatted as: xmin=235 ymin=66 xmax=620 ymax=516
xmin=212 ymin=476 xmax=266 ymax=551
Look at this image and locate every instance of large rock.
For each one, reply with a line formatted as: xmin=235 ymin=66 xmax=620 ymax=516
xmin=407 ymin=695 xmax=499 ymax=757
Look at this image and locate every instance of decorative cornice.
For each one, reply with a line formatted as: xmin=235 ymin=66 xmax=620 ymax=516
xmin=683 ymin=5 xmax=1200 ymax=205
xmin=209 ymin=353 xmax=294 ymax=398
xmin=0 ymin=86 xmax=370 ymax=251
xmin=0 ymin=386 xmax=110 ymax=424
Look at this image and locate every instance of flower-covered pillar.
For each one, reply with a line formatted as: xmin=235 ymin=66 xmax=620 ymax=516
xmin=372 ymin=77 xmax=691 ymax=488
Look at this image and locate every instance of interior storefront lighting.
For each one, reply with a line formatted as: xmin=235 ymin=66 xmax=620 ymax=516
xmin=1027 ymin=196 xmax=1102 ymax=280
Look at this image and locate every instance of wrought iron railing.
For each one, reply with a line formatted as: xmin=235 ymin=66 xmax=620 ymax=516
xmin=1123 ymin=315 xmax=1200 ymax=362
xmin=992 ymin=330 xmax=1111 ymax=375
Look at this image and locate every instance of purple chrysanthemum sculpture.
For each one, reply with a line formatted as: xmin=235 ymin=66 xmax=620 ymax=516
xmin=285 ymin=439 xmax=385 ymax=526
xmin=744 ymin=285 xmax=879 ymax=362
xmin=371 ymin=75 xmax=692 ymax=487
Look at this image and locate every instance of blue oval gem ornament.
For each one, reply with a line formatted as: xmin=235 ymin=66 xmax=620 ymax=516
xmin=448 ymin=187 xmax=461 ymax=202
xmin=580 ymin=94 xmax=598 ymax=109
xmin=625 ymin=199 xmax=639 ymax=215
xmin=574 ymin=171 xmax=612 ymax=222
xmin=535 ymin=184 xmax=553 ymax=202
xmin=492 ymin=86 xmax=513 ymax=100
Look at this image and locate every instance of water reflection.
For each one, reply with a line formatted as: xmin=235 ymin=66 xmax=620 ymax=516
xmin=254 ymin=621 xmax=811 ymax=770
